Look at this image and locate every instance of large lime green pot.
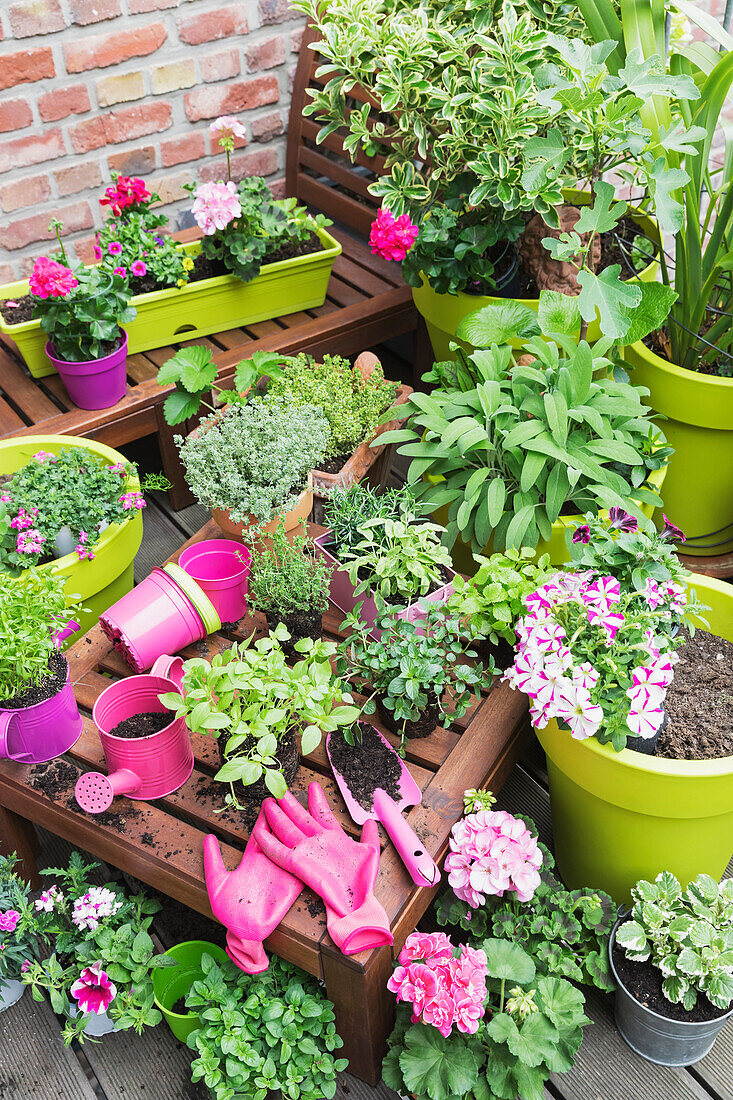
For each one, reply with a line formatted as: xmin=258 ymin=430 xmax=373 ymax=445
xmin=536 ymin=574 xmax=733 ymax=904
xmin=0 ymin=435 xmax=143 ymax=643
xmin=0 ymin=225 xmax=341 ymax=379
xmin=622 ymin=340 xmax=733 ymax=557
xmin=413 ymin=199 xmax=659 ymax=362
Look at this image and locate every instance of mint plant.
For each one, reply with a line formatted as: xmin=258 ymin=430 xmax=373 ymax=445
xmin=447 ymin=548 xmax=553 ymax=646
xmin=616 ymin=872 xmax=733 ymax=1012
xmin=344 ymin=517 xmax=453 ymax=604
xmin=186 ymin=951 xmax=347 ymax=1100
xmin=0 ymin=570 xmax=80 ymax=702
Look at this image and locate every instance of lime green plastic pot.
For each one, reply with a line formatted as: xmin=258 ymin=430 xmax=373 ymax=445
xmin=432 ymin=464 xmax=667 ymax=575
xmin=622 ymin=340 xmax=733 ymax=557
xmin=152 ymin=940 xmax=230 ymax=1042
xmin=0 ymin=225 xmax=341 ymax=379
xmin=0 ymin=435 xmax=143 ymax=643
xmin=412 ymin=197 xmax=659 ymax=362
xmin=536 ymin=574 xmax=733 ymax=904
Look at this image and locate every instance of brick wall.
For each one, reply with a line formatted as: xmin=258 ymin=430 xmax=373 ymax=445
xmin=0 ymin=0 xmax=305 ymax=282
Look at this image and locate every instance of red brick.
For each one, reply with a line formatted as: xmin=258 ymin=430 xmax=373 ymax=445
xmin=259 ymin=0 xmax=300 ymax=25
xmin=68 ymin=116 xmax=106 ymax=154
xmin=74 ymin=235 xmax=100 ymax=263
xmin=69 ymin=0 xmax=122 ymax=23
xmin=37 ymin=84 xmax=90 ymax=123
xmin=0 ymin=48 xmax=55 ymax=92
xmin=0 ymin=129 xmax=64 ymax=175
xmin=8 ymin=0 xmax=66 ymax=37
xmin=160 ymin=132 xmax=206 ymax=167
xmin=0 ymin=173 xmax=51 ymax=213
xmin=107 ymin=145 xmax=156 ymax=175
xmin=250 ymin=110 xmax=284 ymax=142
xmin=184 ymin=76 xmax=279 ymax=122
xmin=200 ymin=48 xmax=241 ymax=83
xmin=177 ymin=4 xmax=248 ymax=45
xmin=0 ymin=98 xmax=33 ymax=134
xmin=70 ymin=102 xmax=172 ymax=152
xmin=0 ymin=265 xmax=17 ymax=285
xmin=247 ymin=35 xmax=286 ymax=71
xmin=269 ymin=176 xmax=286 ymax=199
xmin=291 ymin=27 xmax=304 ymax=52
xmin=0 ymin=201 xmax=94 ymax=251
xmin=64 ymin=23 xmax=167 ymax=73
xmin=146 ymin=169 xmax=189 ymax=204
xmin=201 ymin=147 xmax=278 ymax=184
xmin=128 ymin=0 xmax=176 ymax=10
xmin=55 ymin=162 xmax=102 ymax=197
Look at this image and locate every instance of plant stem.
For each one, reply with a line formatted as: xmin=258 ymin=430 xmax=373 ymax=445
xmin=226 ymin=149 xmax=232 ymax=182
xmin=500 ymin=977 xmax=506 ymax=1014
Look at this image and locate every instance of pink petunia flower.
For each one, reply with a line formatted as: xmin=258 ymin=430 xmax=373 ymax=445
xmin=130 ymin=259 xmax=147 ymax=277
xmin=369 ymin=208 xmax=419 ymax=262
xmin=70 ymin=961 xmax=117 ymax=1016
xmin=107 ymin=242 xmax=123 ymax=255
xmin=113 ymin=266 xmax=127 ymax=278
xmin=0 ymin=910 xmax=20 ymax=933
xmin=93 ymin=244 xmax=103 ymax=260
xmin=191 ymin=180 xmax=242 ymax=235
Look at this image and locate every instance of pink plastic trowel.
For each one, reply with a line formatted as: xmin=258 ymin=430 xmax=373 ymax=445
xmin=326 ymin=723 xmax=441 ymax=889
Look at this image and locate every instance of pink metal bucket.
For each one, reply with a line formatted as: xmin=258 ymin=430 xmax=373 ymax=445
xmin=0 ymin=667 xmax=82 ymax=765
xmin=178 ymin=539 xmax=251 ymax=623
xmin=75 ymin=655 xmax=193 ymax=813
xmin=100 ymin=568 xmax=206 ymax=673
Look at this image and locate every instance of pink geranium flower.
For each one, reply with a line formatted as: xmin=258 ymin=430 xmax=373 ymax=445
xmin=369 ymin=208 xmax=418 ymax=262
xmin=210 ymin=115 xmax=247 ymax=144
xmin=70 ymin=962 xmax=117 ymax=1015
xmin=29 ymin=257 xmax=78 ymax=299
xmin=191 ymin=180 xmax=242 ymax=235
xmin=0 ymin=910 xmax=20 ymax=932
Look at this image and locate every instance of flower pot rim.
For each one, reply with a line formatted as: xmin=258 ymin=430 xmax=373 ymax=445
xmin=94 ymin=672 xmax=183 ymax=741
xmin=624 ymin=337 xmax=733 ymax=393
xmin=313 ymin=529 xmax=457 ymax=604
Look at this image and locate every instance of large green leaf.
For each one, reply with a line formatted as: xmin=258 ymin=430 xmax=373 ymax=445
xmin=487 ymin=1013 xmax=558 ymax=1068
xmin=399 ymin=1026 xmax=480 ymax=1100
xmin=537 ymin=290 xmax=581 ymax=336
xmin=455 ymin=302 xmax=541 ymax=348
xmin=482 ymin=938 xmax=536 ymax=984
xmin=577 ymin=266 xmax=641 ymax=339
xmin=163 ymin=389 xmax=205 ymax=426
xmin=574 ymin=181 xmax=627 ymax=236
xmin=619 ymin=282 xmax=677 ymax=345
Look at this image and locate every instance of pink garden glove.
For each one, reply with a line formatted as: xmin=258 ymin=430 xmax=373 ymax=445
xmin=254 ymin=782 xmax=393 ymax=956
xmin=203 ymin=807 xmax=303 ymax=974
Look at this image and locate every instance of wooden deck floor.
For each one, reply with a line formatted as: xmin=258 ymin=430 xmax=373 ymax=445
xmin=0 ymin=443 xmax=730 ymax=1100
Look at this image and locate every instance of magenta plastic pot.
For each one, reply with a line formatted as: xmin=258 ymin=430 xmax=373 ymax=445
xmin=100 ymin=568 xmax=206 ymax=673
xmin=0 ymin=664 xmax=82 ymax=764
xmin=45 ymin=332 xmax=128 ymax=411
xmin=313 ymin=531 xmax=456 ymax=639
xmin=75 ymin=654 xmax=193 ymax=813
xmin=178 ymin=539 xmax=252 ymax=623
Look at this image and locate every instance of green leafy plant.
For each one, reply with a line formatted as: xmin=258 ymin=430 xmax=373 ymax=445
xmin=176 ymin=396 xmax=329 ymax=525
xmin=20 ymin=852 xmax=172 ymax=1045
xmin=448 ymin=548 xmax=553 ymax=646
xmin=156 ymin=345 xmax=284 ymax=427
xmin=322 ymin=482 xmax=423 ymax=561
xmin=0 ymin=853 xmax=45 ymax=987
xmin=186 ymin=951 xmax=347 ymax=1100
xmin=616 ymin=871 xmax=733 ymax=1011
xmin=380 ymin=332 xmax=671 ymax=552
xmin=248 ymin=520 xmax=331 ymax=621
xmin=0 ymin=569 xmax=80 ymax=702
xmin=336 ymin=605 xmax=495 ymax=748
xmin=33 ymin=264 xmax=135 ymax=363
xmin=344 ymin=517 xmax=454 ymax=604
xmin=97 ymin=211 xmax=193 ymax=291
xmin=382 ymin=937 xmax=590 ymax=1100
xmin=161 ymin=628 xmax=359 ymax=803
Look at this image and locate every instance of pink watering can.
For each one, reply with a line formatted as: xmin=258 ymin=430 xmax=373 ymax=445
xmin=75 ymin=654 xmax=193 ymax=814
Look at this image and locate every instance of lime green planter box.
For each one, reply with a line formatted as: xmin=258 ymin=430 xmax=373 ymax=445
xmin=622 ymin=339 xmax=733 ymax=557
xmin=0 ymin=435 xmax=143 ymax=644
xmin=0 ymin=226 xmax=342 ymax=379
xmin=413 ymin=200 xmax=659 ymax=362
xmin=536 ymin=574 xmax=733 ymax=905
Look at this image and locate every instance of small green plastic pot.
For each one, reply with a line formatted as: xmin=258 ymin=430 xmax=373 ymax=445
xmin=0 ymin=435 xmax=142 ymax=644
xmin=412 ymin=196 xmax=659 ymax=361
xmin=621 ymin=339 xmax=733 ymax=557
xmin=536 ymin=574 xmax=733 ymax=905
xmin=152 ymin=940 xmax=230 ymax=1042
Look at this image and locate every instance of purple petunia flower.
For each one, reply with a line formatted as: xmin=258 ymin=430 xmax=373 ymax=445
xmin=572 ymin=525 xmax=591 ymax=544
xmin=661 ymin=515 xmax=686 ymax=543
xmin=608 ymin=507 xmax=638 ymax=533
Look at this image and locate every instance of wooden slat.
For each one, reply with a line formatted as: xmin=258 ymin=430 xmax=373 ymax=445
xmin=300 ymin=118 xmax=387 ymax=175
xmin=0 ymin=348 xmax=58 ymax=422
xmin=82 ymin=1021 xmax=206 ymax=1100
xmin=0 ymin=994 xmax=100 ymax=1099
xmin=300 ymin=143 xmax=376 ymax=201
xmin=333 ymin=253 xmax=395 ymax=298
xmin=299 ymin=174 xmax=376 ymax=239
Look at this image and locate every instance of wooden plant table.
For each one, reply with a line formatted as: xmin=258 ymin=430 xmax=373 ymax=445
xmin=0 ymin=519 xmax=528 ymax=1084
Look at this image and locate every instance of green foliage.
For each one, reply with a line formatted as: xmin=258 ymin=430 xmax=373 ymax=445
xmin=33 ymin=265 xmax=135 ymax=363
xmin=161 ymin=629 xmax=359 ymax=804
xmin=266 ymin=353 xmax=397 ymax=461
xmin=616 ymin=872 xmax=733 ymax=1012
xmin=97 ymin=212 xmax=192 ymax=290
xmin=383 ymin=938 xmax=590 ymax=1100
xmin=0 ymin=570 xmax=79 ymax=700
xmin=435 ymin=818 xmax=618 ymax=991
xmin=157 ymin=344 xmax=284 ymax=427
xmin=176 ymin=396 xmax=329 ymax=525
xmin=248 ymin=520 xmax=331 ymax=619
xmin=380 ymin=333 xmax=671 ymax=553
xmin=186 ymin=952 xmax=348 ymax=1100
xmin=344 ymin=517 xmax=453 ymax=605
xmin=322 ymin=482 xmax=424 ymax=561
xmin=337 ymin=605 xmax=495 ymax=748
xmin=448 ymin=548 xmax=553 ymax=646
xmin=0 ymin=854 xmax=37 ymax=984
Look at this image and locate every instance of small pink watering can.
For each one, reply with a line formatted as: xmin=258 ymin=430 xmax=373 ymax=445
xmin=75 ymin=654 xmax=193 ymax=814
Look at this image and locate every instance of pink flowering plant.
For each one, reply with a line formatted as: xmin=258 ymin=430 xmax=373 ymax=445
xmin=96 ymin=210 xmax=192 ymax=292
xmin=0 ymin=854 xmax=47 ymax=991
xmin=504 ymin=569 xmax=687 ymax=751
xmin=383 ymin=928 xmax=590 ymax=1100
xmin=20 ymin=853 xmax=173 ymax=1045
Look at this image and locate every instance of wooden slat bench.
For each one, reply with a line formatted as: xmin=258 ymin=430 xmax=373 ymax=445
xmin=0 ymin=22 xmax=425 ymax=509
xmin=0 ymin=519 xmax=528 ymax=1085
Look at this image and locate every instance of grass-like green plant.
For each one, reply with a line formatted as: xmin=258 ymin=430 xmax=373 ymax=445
xmin=447 ymin=548 xmax=553 ymax=646
xmin=345 ymin=516 xmax=453 ymax=604
xmin=176 ymin=396 xmax=329 ymax=525
xmin=248 ymin=520 xmax=331 ymax=620
xmin=186 ymin=951 xmax=347 ymax=1100
xmin=0 ymin=570 xmax=79 ymax=702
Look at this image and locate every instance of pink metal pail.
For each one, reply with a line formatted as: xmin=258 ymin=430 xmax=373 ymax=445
xmin=178 ymin=539 xmax=251 ymax=623
xmin=0 ymin=667 xmax=82 ymax=764
xmin=100 ymin=568 xmax=205 ymax=673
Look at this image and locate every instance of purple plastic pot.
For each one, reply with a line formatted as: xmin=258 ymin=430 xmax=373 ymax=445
xmin=0 ymin=664 xmax=82 ymax=764
xmin=100 ymin=568 xmax=206 ymax=673
xmin=178 ymin=539 xmax=251 ymax=623
xmin=313 ymin=531 xmax=456 ymax=640
xmin=76 ymin=654 xmax=193 ymax=813
xmin=45 ymin=331 xmax=128 ymax=411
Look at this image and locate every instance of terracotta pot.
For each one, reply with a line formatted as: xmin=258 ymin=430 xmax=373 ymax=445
xmin=212 ymin=480 xmax=313 ymax=548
